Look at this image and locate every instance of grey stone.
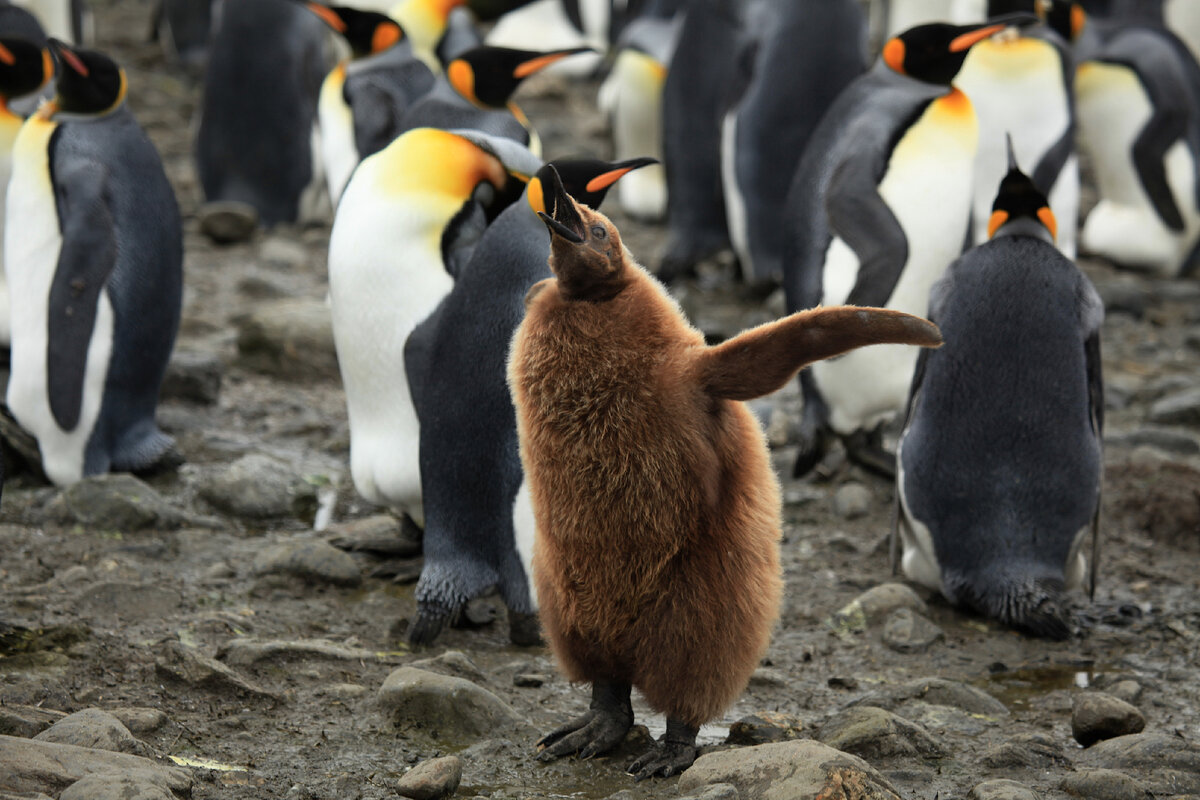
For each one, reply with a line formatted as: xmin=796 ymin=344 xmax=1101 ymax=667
xmin=235 ymin=297 xmax=338 ymax=380
xmin=726 ymin=712 xmax=804 ymax=745
xmin=410 ymin=650 xmax=489 ymax=685
xmin=200 ymin=453 xmax=320 ymax=521
xmin=0 ymin=734 xmax=191 ymax=796
xmin=259 ymin=237 xmax=310 ymax=271
xmin=852 ymin=677 xmax=1009 ymax=718
xmin=75 ymin=583 xmax=182 ymax=623
xmin=1077 ymin=732 xmax=1200 ymax=773
xmin=394 ymin=755 xmax=462 ymax=800
xmin=219 ymin=638 xmax=383 ymax=666
xmin=0 ymin=705 xmax=67 ymax=738
xmin=161 ymin=349 xmax=222 ymax=405
xmin=377 ymin=667 xmax=525 ymax=742
xmin=832 ymin=482 xmax=872 ymax=519
xmin=253 ymin=539 xmax=362 ymax=586
xmin=154 ymin=640 xmax=277 ymax=700
xmin=1148 ymin=386 xmax=1200 ymax=426
xmin=326 ymin=514 xmax=422 ymax=557
xmin=979 ymin=733 xmax=1069 ymax=769
xmin=1061 ymin=770 xmax=1153 ymax=800
xmin=903 ymin=702 xmax=996 ymax=736
xmin=1072 ymin=692 xmax=1146 ymax=746
xmin=199 ymin=200 xmax=258 ymax=244
xmin=106 ymin=708 xmax=168 ymax=736
xmin=678 ymin=785 xmax=739 ymax=800
xmin=748 ymin=667 xmax=789 ymax=688
xmin=1093 ymin=276 xmax=1152 ymax=317
xmin=1108 ymin=680 xmax=1143 ymax=705
xmin=1106 ymin=426 xmax=1200 ymax=456
xmin=881 ymin=608 xmax=944 ymax=653
xmin=45 ymin=475 xmax=192 ymax=531
xmin=33 ymin=709 xmax=138 ymax=754
xmin=817 ymin=706 xmax=945 ymax=760
xmin=513 ymin=673 xmax=546 ymax=688
xmin=59 ymin=774 xmax=178 ymax=800
xmin=677 ymin=739 xmax=901 ymax=800
xmin=968 ymin=779 xmax=1040 ymax=800
xmin=828 ymin=583 xmax=927 ymax=633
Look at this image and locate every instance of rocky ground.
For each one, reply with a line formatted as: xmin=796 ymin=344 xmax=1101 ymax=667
xmin=2 ymin=1 xmax=1200 ymax=798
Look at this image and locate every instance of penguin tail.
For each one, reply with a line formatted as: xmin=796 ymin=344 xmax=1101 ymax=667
xmin=946 ymin=571 xmax=1071 ymax=641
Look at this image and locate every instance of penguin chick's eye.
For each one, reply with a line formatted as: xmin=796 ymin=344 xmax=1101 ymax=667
xmin=590 ymin=225 xmax=606 ymax=239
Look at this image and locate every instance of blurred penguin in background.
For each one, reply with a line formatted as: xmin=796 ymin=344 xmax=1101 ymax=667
xmin=14 ymin=0 xmax=89 ymax=44
xmin=783 ymin=19 xmax=1026 ymax=478
xmin=0 ymin=0 xmax=47 ymax=43
xmin=896 ymin=144 xmax=1103 ymax=640
xmin=389 ymin=0 xmax=469 ymax=69
xmin=1074 ymin=3 xmax=1200 ymax=276
xmin=195 ymin=0 xmax=331 ymax=242
xmin=721 ymin=0 xmax=868 ymax=288
xmin=883 ymin=0 xmax=985 ymax=37
xmin=483 ymin=0 xmax=609 ymax=75
xmin=152 ymin=0 xmax=214 ymax=74
xmin=954 ymin=0 xmax=1080 ymax=257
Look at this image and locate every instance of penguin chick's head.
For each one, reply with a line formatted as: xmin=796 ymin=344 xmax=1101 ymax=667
xmin=882 ymin=18 xmax=1033 ymax=83
xmin=987 ymin=136 xmax=1057 ymax=242
xmin=537 ymin=164 xmax=629 ymax=302
xmin=47 ymin=39 xmax=125 ymax=115
xmin=0 ymin=37 xmax=51 ymax=102
xmin=306 ymin=4 xmax=404 ymax=58
xmin=527 ymin=156 xmax=658 ymax=214
xmin=447 ymin=46 xmax=591 ymax=109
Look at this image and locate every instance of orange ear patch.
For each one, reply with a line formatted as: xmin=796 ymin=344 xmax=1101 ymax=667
xmin=987 ymin=209 xmax=1009 ymax=239
xmin=527 ymin=176 xmax=545 ymax=215
xmin=1037 ymin=206 xmax=1057 ymax=240
xmin=372 ymin=23 xmax=402 ymax=53
xmin=883 ymin=38 xmax=905 ymax=74
xmin=447 ymin=59 xmax=474 ymax=100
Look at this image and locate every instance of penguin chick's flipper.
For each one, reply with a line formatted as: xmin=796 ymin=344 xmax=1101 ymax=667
xmin=1131 ymin=101 xmax=1188 ymax=232
xmin=48 ymin=164 xmax=116 ymax=432
xmin=698 ymin=306 xmax=943 ymax=402
xmin=536 ymin=680 xmax=633 ymax=762
xmin=627 ymin=717 xmax=699 ymax=781
xmin=825 ymin=159 xmax=910 ymax=308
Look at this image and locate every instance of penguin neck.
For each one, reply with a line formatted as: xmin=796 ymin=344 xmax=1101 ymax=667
xmin=992 ymin=216 xmax=1055 ymax=244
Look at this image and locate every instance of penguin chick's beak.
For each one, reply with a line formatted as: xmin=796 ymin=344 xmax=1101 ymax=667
xmin=47 ymin=38 xmax=87 ymax=76
xmin=536 ymin=165 xmax=585 ymax=243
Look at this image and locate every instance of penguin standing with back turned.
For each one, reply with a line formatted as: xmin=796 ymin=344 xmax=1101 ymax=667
xmin=895 ymin=142 xmax=1103 ymax=639
xmin=6 ymin=40 xmax=182 ymax=486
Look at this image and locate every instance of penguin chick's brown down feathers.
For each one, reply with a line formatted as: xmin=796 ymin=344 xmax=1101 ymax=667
xmin=507 ymin=169 xmax=943 ymax=779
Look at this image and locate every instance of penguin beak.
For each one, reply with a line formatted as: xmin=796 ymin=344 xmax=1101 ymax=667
xmin=512 ymin=46 xmax=593 ymax=78
xmin=537 ymin=165 xmax=585 ymax=244
xmin=948 ymin=23 xmax=1008 ymax=52
xmin=584 ymin=157 xmax=658 ymax=194
xmin=47 ymin=38 xmax=87 ymax=76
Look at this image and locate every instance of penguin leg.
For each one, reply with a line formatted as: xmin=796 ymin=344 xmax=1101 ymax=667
xmin=792 ymin=369 xmax=830 ymax=479
xmin=842 ymin=424 xmax=896 ymax=479
xmin=1131 ymin=104 xmax=1188 ymax=232
xmin=536 ymin=680 xmax=633 ymax=762
xmin=627 ymin=717 xmax=698 ymax=781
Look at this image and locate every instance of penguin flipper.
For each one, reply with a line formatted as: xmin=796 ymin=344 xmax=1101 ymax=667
xmin=48 ymin=164 xmax=117 ymax=432
xmin=1032 ymin=123 xmax=1075 ymax=199
xmin=698 ymin=305 xmax=942 ymax=402
xmin=347 ymin=81 xmax=405 ymax=161
xmin=1131 ymin=101 xmax=1188 ymax=231
xmin=824 ymin=159 xmax=909 ymax=308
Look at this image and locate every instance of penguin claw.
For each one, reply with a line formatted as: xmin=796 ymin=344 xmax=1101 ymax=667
xmin=535 ymin=705 xmax=632 ymax=762
xmin=627 ymin=740 xmax=697 ymax=781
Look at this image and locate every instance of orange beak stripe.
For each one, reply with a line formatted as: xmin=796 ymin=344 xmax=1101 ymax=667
xmin=56 ymin=44 xmax=88 ymax=76
xmin=1037 ymin=206 xmax=1058 ymax=240
xmin=882 ymin=38 xmax=905 ymax=74
xmin=0 ymin=44 xmax=14 ymax=66
xmin=513 ymin=52 xmax=572 ymax=79
xmin=307 ymin=3 xmax=347 ymax=32
xmin=949 ymin=23 xmax=1006 ymax=53
xmin=585 ymin=166 xmax=636 ymax=194
xmin=987 ymin=209 xmax=1009 ymax=239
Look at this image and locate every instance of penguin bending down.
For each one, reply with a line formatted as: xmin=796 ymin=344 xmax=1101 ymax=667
xmin=0 ymin=35 xmax=51 ymax=347
xmin=388 ymin=0 xmax=466 ymax=70
xmin=896 ymin=146 xmax=1103 ymax=640
xmin=6 ymin=40 xmax=182 ymax=486
xmin=329 ymin=127 xmax=535 ymax=533
xmin=509 ymin=167 xmax=943 ymax=779
xmin=783 ymin=19 xmax=1025 ymax=479
xmin=954 ymin=1 xmax=1080 ymax=257
xmin=306 ymin=3 xmax=435 ymax=204
xmin=406 ymin=155 xmax=655 ymax=645
xmin=1074 ymin=12 xmax=1200 ymax=276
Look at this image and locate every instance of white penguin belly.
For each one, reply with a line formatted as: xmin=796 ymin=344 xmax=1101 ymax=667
xmin=601 ymin=49 xmax=667 ymax=222
xmin=815 ymin=90 xmax=978 ymax=435
xmin=895 ymin=436 xmax=944 ymax=593
xmin=6 ymin=117 xmax=114 ymax=486
xmin=955 ymin=37 xmax=1076 ymax=256
xmin=0 ymin=111 xmax=24 ymax=346
xmin=720 ymin=107 xmax=749 ymax=276
xmin=1077 ymin=61 xmax=1200 ymax=276
xmin=319 ymin=66 xmax=359 ymax=207
xmin=512 ymin=477 xmax=538 ymax=608
xmin=328 ymin=172 xmax=455 ymax=518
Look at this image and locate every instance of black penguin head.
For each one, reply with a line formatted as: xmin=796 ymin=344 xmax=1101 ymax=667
xmin=0 ymin=37 xmax=51 ymax=102
xmin=882 ymin=18 xmax=1034 ymax=83
xmin=987 ymin=135 xmax=1057 ymax=242
xmin=527 ymin=156 xmax=658 ymax=215
xmin=536 ymin=164 xmax=630 ymax=303
xmin=305 ymin=3 xmax=405 ymax=58
xmin=446 ymin=45 xmax=592 ymax=109
xmin=1042 ymin=0 xmax=1087 ymax=41
xmin=47 ymin=40 xmax=125 ymax=116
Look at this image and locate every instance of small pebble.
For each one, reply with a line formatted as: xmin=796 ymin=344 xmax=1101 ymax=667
xmin=1072 ymin=692 xmax=1146 ymax=747
xmin=881 ymin=608 xmax=944 ymax=653
xmin=832 ymin=482 xmax=872 ymax=519
xmin=394 ymin=755 xmax=463 ymax=800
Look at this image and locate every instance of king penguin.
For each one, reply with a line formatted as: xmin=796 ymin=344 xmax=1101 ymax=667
xmin=1074 ymin=8 xmax=1200 ymax=276
xmin=895 ymin=144 xmax=1103 ymax=640
xmin=388 ymin=0 xmax=466 ymax=70
xmin=404 ymin=155 xmax=656 ymax=645
xmin=784 ymin=19 xmax=1026 ymax=478
xmin=954 ymin=0 xmax=1080 ymax=258
xmin=720 ymin=0 xmax=867 ymax=287
xmin=0 ymin=35 xmax=50 ymax=347
xmin=195 ymin=0 xmax=331 ymax=234
xmin=306 ymin=3 xmax=435 ymax=205
xmin=328 ymin=126 xmax=534 ymax=534
xmin=6 ymin=40 xmax=182 ymax=486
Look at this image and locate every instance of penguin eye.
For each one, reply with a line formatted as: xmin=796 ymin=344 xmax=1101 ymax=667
xmin=590 ymin=225 xmax=606 ymax=239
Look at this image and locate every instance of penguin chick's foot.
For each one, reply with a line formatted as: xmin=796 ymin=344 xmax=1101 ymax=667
xmin=628 ymin=718 xmax=699 ymax=781
xmin=536 ymin=680 xmax=633 ymax=762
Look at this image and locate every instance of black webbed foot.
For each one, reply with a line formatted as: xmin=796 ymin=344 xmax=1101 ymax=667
xmin=627 ymin=717 xmax=698 ymax=781
xmin=536 ymin=680 xmax=633 ymax=762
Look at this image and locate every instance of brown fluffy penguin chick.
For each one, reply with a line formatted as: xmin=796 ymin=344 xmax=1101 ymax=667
xmin=507 ymin=168 xmax=943 ymax=780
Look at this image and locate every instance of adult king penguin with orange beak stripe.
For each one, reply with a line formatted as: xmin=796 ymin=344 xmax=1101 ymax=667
xmin=895 ymin=140 xmax=1104 ymax=640
xmin=782 ymin=16 xmax=1035 ymax=479
xmin=6 ymin=39 xmax=182 ymax=486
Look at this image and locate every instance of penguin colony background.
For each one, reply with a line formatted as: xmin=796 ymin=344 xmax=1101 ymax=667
xmin=0 ymin=0 xmax=1195 ymax=782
